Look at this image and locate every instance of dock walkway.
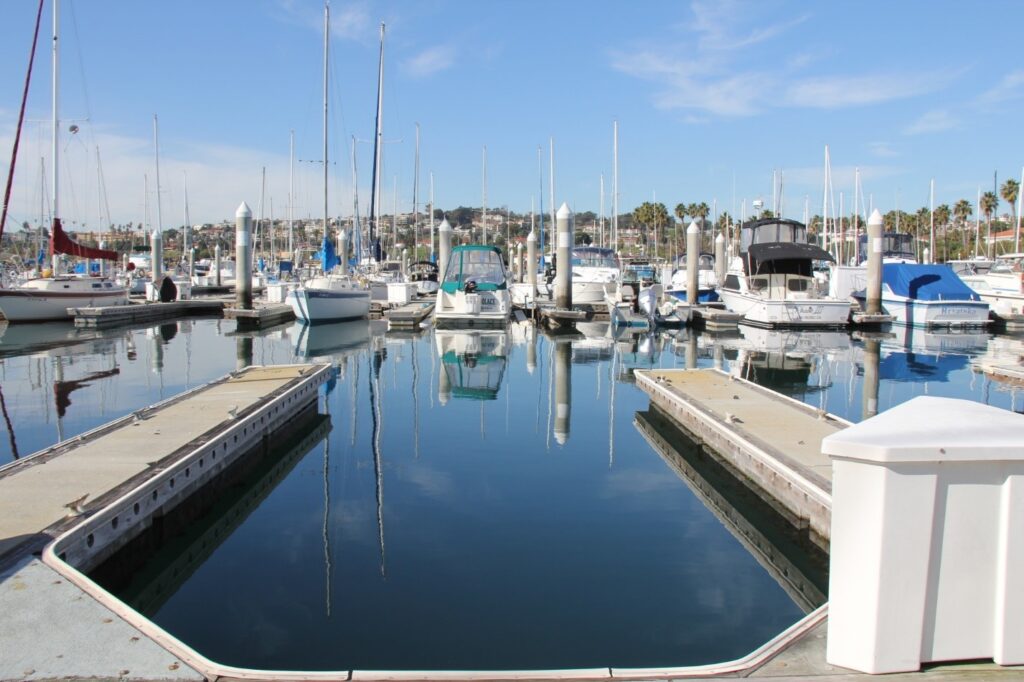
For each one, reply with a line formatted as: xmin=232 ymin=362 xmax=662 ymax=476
xmin=0 ymin=364 xmax=327 ymax=562
xmin=635 ymin=368 xmax=846 ymax=543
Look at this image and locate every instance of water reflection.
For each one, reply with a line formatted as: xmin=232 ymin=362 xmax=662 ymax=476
xmin=436 ymin=329 xmax=510 ymax=403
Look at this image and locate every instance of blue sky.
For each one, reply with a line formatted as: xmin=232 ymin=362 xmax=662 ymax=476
xmin=1 ymin=0 xmax=1023 ymax=230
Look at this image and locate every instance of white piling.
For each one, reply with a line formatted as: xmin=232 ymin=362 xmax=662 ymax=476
xmin=865 ymin=209 xmax=883 ymax=315
xmin=516 ymin=242 xmax=524 ymax=283
xmin=923 ymin=247 xmax=931 ymax=265
xmin=438 ymin=218 xmax=452 ymax=283
xmin=150 ymin=229 xmax=163 ymax=284
xmin=714 ymin=231 xmax=726 ymax=285
xmin=527 ymin=229 xmax=538 ymax=300
xmin=236 ymin=201 xmax=253 ymax=309
xmin=214 ymin=243 xmax=222 ymax=287
xmin=554 ymin=202 xmax=573 ymax=309
xmin=686 ymin=220 xmax=700 ymax=305
xmin=402 ymin=247 xmax=408 ymax=278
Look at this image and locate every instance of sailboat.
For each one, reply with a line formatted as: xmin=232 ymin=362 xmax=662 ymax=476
xmin=0 ymin=0 xmax=127 ymax=322
xmin=285 ymin=2 xmax=370 ymax=325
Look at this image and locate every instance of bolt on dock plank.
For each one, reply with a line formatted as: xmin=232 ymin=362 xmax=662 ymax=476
xmin=634 ymin=367 xmax=847 ymax=544
xmin=71 ymin=299 xmax=226 ymax=329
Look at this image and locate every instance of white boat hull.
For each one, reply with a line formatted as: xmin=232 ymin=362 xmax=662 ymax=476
xmin=433 ymin=289 xmax=511 ymax=328
xmin=287 ymin=287 xmax=370 ymax=324
xmin=0 ymin=286 xmax=128 ymax=322
xmin=718 ymin=289 xmax=851 ymax=328
xmin=879 ymin=295 xmax=990 ymax=328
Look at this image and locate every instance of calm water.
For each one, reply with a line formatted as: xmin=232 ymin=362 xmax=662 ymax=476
xmin=1 ymin=317 xmax=1022 ymax=670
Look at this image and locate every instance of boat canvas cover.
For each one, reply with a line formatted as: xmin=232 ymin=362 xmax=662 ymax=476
xmin=882 ymin=263 xmax=981 ymax=301
xmin=747 ymin=242 xmax=835 ymax=263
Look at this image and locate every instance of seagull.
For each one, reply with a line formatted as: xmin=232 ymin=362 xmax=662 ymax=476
xmin=725 ymin=413 xmax=743 ymax=424
xmin=64 ymin=494 xmax=89 ymax=517
xmin=227 ymin=405 xmax=239 ymax=419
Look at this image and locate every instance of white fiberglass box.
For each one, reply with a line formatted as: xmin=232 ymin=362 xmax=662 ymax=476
xmin=387 ymin=282 xmax=416 ymax=305
xmin=823 ymin=396 xmax=1024 ymax=674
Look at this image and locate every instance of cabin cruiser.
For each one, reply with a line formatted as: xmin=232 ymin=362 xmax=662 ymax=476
xmin=408 ymin=261 xmax=439 ymax=295
xmin=433 ymin=245 xmax=511 ymax=328
xmin=542 ymin=247 xmax=620 ymax=304
xmin=718 ymin=218 xmax=851 ymax=328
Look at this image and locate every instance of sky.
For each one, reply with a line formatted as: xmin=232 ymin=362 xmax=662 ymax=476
xmin=1 ymin=0 xmax=1023 ymax=232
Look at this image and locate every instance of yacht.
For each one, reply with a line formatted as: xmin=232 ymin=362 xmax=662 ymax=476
xmin=718 ymin=218 xmax=851 ymax=328
xmin=666 ymin=253 xmax=720 ymax=302
xmin=543 ymin=246 xmax=620 ymax=304
xmin=433 ymin=245 xmax=511 ymax=328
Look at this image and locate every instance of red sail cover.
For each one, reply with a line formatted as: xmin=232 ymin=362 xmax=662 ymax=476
xmin=50 ymin=218 xmax=118 ymax=261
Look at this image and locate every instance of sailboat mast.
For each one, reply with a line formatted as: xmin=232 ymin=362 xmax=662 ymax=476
xmin=351 ymin=135 xmax=361 ymax=259
xmin=613 ymin=120 xmax=618 ymax=253
xmin=482 ymin=145 xmax=487 ymax=244
xmin=289 ymin=129 xmax=294 ymax=255
xmin=153 ymin=115 xmax=163 ymax=235
xmin=50 ymin=0 xmax=59 ymax=271
xmin=548 ymin=137 xmax=555 ymax=243
xmin=413 ymin=123 xmax=419 ymax=259
xmin=323 ymin=2 xmax=329 ymax=241
xmin=537 ymin=145 xmax=544 ymax=265
xmin=370 ymin=23 xmax=385 ymax=257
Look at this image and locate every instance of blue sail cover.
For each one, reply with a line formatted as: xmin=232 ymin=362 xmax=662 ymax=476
xmin=318 ymin=235 xmax=340 ymax=273
xmin=882 ymin=263 xmax=981 ymax=301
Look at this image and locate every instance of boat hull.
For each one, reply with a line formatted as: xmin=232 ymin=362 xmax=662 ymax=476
xmin=879 ymin=295 xmax=990 ymax=328
xmin=0 ymin=288 xmax=129 ymax=322
xmin=287 ymin=287 xmax=370 ymax=324
xmin=433 ymin=289 xmax=511 ymax=329
xmin=718 ymin=289 xmax=851 ymax=328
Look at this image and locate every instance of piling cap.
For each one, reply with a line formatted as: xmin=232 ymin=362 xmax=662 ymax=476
xmin=823 ymin=396 xmax=1024 ymax=464
xmin=714 ymin=232 xmax=725 ymax=243
xmin=527 ymin=230 xmax=537 ymax=243
xmin=236 ymin=202 xmax=252 ymax=218
xmin=557 ymin=202 xmax=572 ymax=219
xmin=439 ymin=218 xmax=452 ymax=232
xmin=868 ymin=208 xmax=883 ymax=227
xmin=517 ymin=241 xmax=524 ymax=251
xmin=687 ymin=220 xmax=700 ymax=234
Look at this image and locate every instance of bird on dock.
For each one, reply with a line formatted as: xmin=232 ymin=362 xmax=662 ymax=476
xmin=725 ymin=413 xmax=743 ymax=424
xmin=227 ymin=405 xmax=239 ymax=419
xmin=132 ymin=410 xmax=149 ymax=425
xmin=64 ymin=494 xmax=89 ymax=517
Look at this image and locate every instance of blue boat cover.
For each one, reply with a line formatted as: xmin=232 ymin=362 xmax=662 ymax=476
xmin=882 ymin=263 xmax=980 ymax=301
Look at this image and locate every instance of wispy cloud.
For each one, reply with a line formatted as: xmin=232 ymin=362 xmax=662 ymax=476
xmin=903 ymin=109 xmax=957 ymax=135
xmin=784 ymin=71 xmax=957 ymax=109
xmin=270 ymin=0 xmax=372 ymax=42
xmin=868 ymin=141 xmax=899 ymax=158
xmin=612 ymin=1 xmax=957 ymax=118
xmin=403 ymin=45 xmax=457 ymax=77
xmin=977 ymin=69 xmax=1024 ymax=106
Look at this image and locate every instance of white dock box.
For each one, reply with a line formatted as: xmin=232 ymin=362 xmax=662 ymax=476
xmin=823 ymin=396 xmax=1024 ymax=674
xmin=387 ymin=282 xmax=416 ymax=305
xmin=265 ymin=282 xmax=290 ymax=304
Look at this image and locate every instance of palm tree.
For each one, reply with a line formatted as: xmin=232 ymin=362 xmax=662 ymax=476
xmin=953 ymin=199 xmax=972 ymax=253
xmin=934 ymin=204 xmax=951 ymax=260
xmin=674 ymin=202 xmax=688 ymax=225
xmin=981 ymin=191 xmax=998 ymax=257
xmin=1001 ymin=178 xmax=1020 ymax=252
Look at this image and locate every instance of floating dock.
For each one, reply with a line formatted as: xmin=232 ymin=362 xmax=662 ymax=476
xmin=71 ymin=299 xmax=225 ymax=329
xmin=224 ymin=302 xmax=296 ymax=329
xmin=385 ymin=300 xmax=435 ymax=329
xmin=634 ymin=368 xmax=846 ymax=545
xmin=0 ymin=363 xmax=329 ymax=564
xmin=691 ymin=304 xmax=743 ymax=330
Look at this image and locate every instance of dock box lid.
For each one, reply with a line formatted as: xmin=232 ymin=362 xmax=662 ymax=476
xmin=822 ymin=396 xmax=1024 ymax=464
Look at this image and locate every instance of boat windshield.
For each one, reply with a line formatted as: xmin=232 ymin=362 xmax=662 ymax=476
xmin=740 ymin=219 xmax=807 ymax=253
xmin=571 ymin=248 xmax=618 ymax=269
xmin=856 ymin=233 xmax=916 ymax=264
xmin=442 ymin=248 xmax=507 ymax=290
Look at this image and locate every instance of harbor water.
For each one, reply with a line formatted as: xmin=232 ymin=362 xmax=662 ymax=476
xmin=1 ymin=318 xmax=1022 ymax=670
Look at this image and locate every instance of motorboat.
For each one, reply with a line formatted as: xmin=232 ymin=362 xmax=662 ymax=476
xmin=433 ymin=245 xmax=511 ymax=328
xmin=408 ymin=260 xmax=439 ymax=295
xmin=666 ymin=253 xmax=720 ymax=303
xmin=542 ymin=246 xmax=620 ymax=304
xmin=955 ymin=253 xmax=1024 ymax=317
xmin=830 ymin=232 xmax=917 ymax=301
xmin=718 ymin=218 xmax=852 ymax=328
xmin=435 ymin=328 xmax=511 ymax=402
xmin=853 ymin=262 xmax=990 ymax=328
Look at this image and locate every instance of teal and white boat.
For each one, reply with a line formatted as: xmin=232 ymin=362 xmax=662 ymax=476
xmin=433 ymin=245 xmax=511 ymax=328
